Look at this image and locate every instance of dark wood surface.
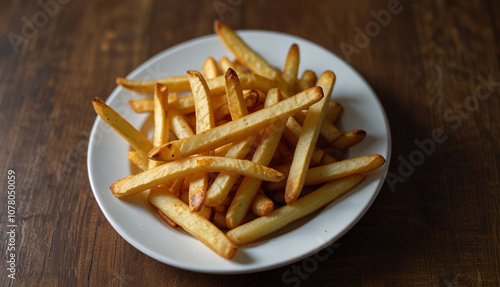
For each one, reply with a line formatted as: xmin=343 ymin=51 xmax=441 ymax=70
xmin=1 ymin=0 xmax=499 ymax=286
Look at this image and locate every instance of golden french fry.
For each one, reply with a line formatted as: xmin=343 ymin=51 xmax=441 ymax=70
xmin=168 ymin=109 xmax=195 ymax=139
xmin=202 ymin=56 xmax=221 ymax=79
xmin=226 ymin=89 xmax=286 ymax=229
xmin=282 ymin=44 xmax=300 ymax=88
xmin=128 ymin=151 xmax=148 ymax=172
xmin=285 ymin=71 xmax=335 ymax=204
xmin=149 ymin=87 xmax=323 ymax=161
xmin=227 ymin=175 xmax=366 ymax=246
xmin=110 ymin=156 xmax=285 ymax=198
xmin=214 ymin=89 xmax=259 ymax=121
xmin=331 ymin=129 xmax=367 ymax=149
xmin=149 ymin=188 xmax=237 ymax=259
xmin=205 ymin=69 xmax=258 ymax=207
xmin=214 ymin=21 xmax=280 ymax=81
xmin=220 ymin=56 xmax=246 ymax=75
xmin=296 ymin=70 xmax=317 ymax=92
xmin=265 ymin=154 xmax=385 ymax=191
xmin=92 ymin=97 xmax=153 ymax=159
xmin=251 ymin=191 xmax=274 ymax=217
xmin=187 ymin=70 xmax=216 ymax=212
xmin=294 ymin=111 xmax=342 ymax=144
xmin=149 ymin=83 xmax=170 ymax=169
xmin=282 ymin=117 xmax=328 ymax=166
xmin=128 ymin=98 xmax=154 ymax=113
xmin=117 ymin=75 xmax=190 ymax=94
xmin=324 ymin=100 xmax=342 ymax=124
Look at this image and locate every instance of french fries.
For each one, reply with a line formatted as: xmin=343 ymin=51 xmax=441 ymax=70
xmin=111 ymin=156 xmax=285 ymax=198
xmin=95 ymin=21 xmax=386 ymax=260
xmin=285 ymin=70 xmax=335 ymax=204
xmin=149 ymin=188 xmax=237 ymax=259
xmin=227 ymin=175 xmax=366 ymax=245
xmin=148 ymin=87 xmax=323 ymax=161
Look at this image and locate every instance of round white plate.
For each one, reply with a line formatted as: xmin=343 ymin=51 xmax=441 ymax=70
xmin=87 ymin=30 xmax=391 ymax=274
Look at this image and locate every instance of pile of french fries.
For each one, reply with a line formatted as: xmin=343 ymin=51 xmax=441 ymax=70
xmin=92 ymin=21 xmax=386 ymax=260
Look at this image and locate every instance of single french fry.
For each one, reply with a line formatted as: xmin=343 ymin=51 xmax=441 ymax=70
xmin=285 ymin=71 xmax=336 ymax=204
xmin=294 ymin=111 xmax=342 ymax=144
xmin=150 ymin=203 xmax=178 ymax=228
xmin=92 ymin=97 xmax=153 ymax=159
xmin=149 ymin=83 xmax=170 ymax=169
xmin=282 ymin=117 xmax=325 ymax=165
xmin=264 ymin=154 xmax=385 ymax=191
xmin=187 ymin=70 xmax=216 ymax=212
xmin=169 ymin=109 xmax=195 ymax=139
xmin=128 ymin=151 xmax=149 ymax=172
xmin=220 ymin=56 xmax=246 ymax=75
xmin=202 ymin=56 xmax=221 ymax=79
xmin=128 ymin=98 xmax=154 ymax=113
xmin=331 ymin=129 xmax=367 ymax=149
xmin=324 ymin=100 xmax=343 ymax=124
xmin=226 ymin=88 xmax=286 ymax=229
xmin=214 ymin=21 xmax=280 ymax=81
xmin=227 ymin=175 xmax=366 ymax=246
xmin=282 ymin=44 xmax=300 ymax=89
xmin=117 ymin=75 xmax=190 ymax=94
xmin=251 ymin=191 xmax=274 ymax=217
xmin=205 ymin=69 xmax=258 ymax=207
xmin=214 ymin=89 xmax=259 ymax=120
xmin=110 ymin=156 xmax=285 ymax=198
xmin=296 ymin=70 xmax=317 ymax=92
xmin=149 ymin=188 xmax=237 ymax=259
xmin=212 ymin=211 xmax=228 ymax=230
xmin=149 ymin=87 xmax=323 ymax=161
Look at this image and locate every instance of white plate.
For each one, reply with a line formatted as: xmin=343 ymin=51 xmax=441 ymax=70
xmin=87 ymin=30 xmax=391 ymax=274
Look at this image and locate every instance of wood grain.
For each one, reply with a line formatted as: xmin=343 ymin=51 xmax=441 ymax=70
xmin=0 ymin=0 xmax=498 ymax=286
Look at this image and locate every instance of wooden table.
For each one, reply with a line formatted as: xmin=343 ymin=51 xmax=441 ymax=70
xmin=1 ymin=0 xmax=499 ymax=286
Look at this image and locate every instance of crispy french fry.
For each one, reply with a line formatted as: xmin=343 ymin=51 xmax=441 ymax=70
xmin=324 ymin=100 xmax=343 ymax=124
xmin=117 ymin=75 xmax=190 ymax=94
xmin=296 ymin=70 xmax=317 ymax=92
xmin=214 ymin=89 xmax=259 ymax=121
xmin=149 ymin=188 xmax=237 ymax=259
xmin=149 ymin=83 xmax=170 ymax=169
xmin=282 ymin=117 xmax=327 ymax=166
xmin=220 ymin=56 xmax=246 ymax=75
xmin=205 ymin=69 xmax=258 ymax=207
xmin=92 ymin=97 xmax=153 ymax=159
xmin=331 ymin=129 xmax=367 ymax=149
xmin=187 ymin=70 xmax=216 ymax=212
xmin=226 ymin=88 xmax=286 ymax=229
xmin=149 ymin=87 xmax=323 ymax=161
xmin=202 ymin=56 xmax=221 ymax=79
xmin=264 ymin=154 xmax=385 ymax=191
xmin=282 ymin=44 xmax=300 ymax=88
xmin=128 ymin=98 xmax=154 ymax=113
xmin=128 ymin=93 xmax=179 ymax=113
xmin=128 ymin=151 xmax=148 ymax=172
xmin=251 ymin=191 xmax=274 ymax=217
xmin=169 ymin=109 xmax=195 ymax=139
xmin=285 ymin=71 xmax=335 ymax=204
xmin=110 ymin=156 xmax=285 ymax=198
xmin=294 ymin=111 xmax=342 ymax=144
xmin=227 ymin=175 xmax=366 ymax=246
xmin=214 ymin=21 xmax=280 ymax=82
